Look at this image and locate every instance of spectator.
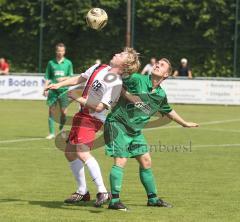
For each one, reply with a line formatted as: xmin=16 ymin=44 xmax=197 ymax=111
xmin=173 ymin=58 xmax=192 ymax=78
xmin=141 ymin=57 xmax=156 ymax=75
xmin=0 ymin=58 xmax=10 ymax=75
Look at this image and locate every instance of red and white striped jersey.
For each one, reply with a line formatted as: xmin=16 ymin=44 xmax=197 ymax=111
xmin=80 ymin=64 xmax=122 ymax=122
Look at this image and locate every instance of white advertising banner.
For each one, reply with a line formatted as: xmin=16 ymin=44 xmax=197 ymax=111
xmin=0 ymin=75 xmax=45 ymax=100
xmin=161 ymin=79 xmax=240 ymax=105
xmin=0 ymin=75 xmax=240 ymax=105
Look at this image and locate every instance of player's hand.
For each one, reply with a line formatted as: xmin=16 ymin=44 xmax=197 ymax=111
xmin=183 ymin=122 xmax=199 ymax=128
xmin=43 ymin=89 xmax=48 ymax=97
xmin=47 ymin=83 xmax=60 ymax=90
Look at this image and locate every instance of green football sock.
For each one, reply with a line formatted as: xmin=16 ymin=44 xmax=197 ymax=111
xmin=48 ymin=116 xmax=55 ymax=135
xmin=59 ymin=114 xmax=66 ymax=131
xmin=139 ymin=167 xmax=158 ymax=203
xmin=110 ymin=165 xmax=124 ymax=204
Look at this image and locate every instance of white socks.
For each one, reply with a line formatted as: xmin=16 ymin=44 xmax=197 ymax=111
xmin=70 ymin=157 xmax=107 ymax=194
xmin=70 ymin=159 xmax=87 ymax=195
xmin=85 ymin=157 xmax=107 ymax=193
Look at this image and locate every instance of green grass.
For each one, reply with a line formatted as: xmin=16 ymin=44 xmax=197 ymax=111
xmin=0 ymin=100 xmax=240 ymax=222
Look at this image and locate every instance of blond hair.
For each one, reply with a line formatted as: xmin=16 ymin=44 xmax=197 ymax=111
xmin=123 ymin=47 xmax=141 ymax=75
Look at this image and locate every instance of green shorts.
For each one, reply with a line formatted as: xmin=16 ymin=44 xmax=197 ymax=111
xmin=47 ymin=88 xmax=69 ymax=108
xmin=104 ymin=120 xmax=149 ymax=158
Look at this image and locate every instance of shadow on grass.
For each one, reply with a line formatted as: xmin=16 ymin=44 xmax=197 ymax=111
xmin=0 ymin=198 xmax=105 ymax=213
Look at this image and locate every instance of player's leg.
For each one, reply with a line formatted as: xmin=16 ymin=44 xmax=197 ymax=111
xmin=64 ymin=143 xmax=89 ymax=204
xmin=74 ymin=114 xmax=109 ymax=207
xmin=46 ymin=105 xmax=56 ymax=139
xmin=136 ymin=153 xmax=172 ymax=208
xmin=46 ymin=89 xmax=57 ymax=139
xmin=108 ymin=157 xmax=128 ymax=211
xmin=58 ymin=89 xmax=69 ymax=132
xmin=76 ymin=145 xmax=109 ymax=207
xmin=59 ymin=107 xmax=67 ymax=133
xmin=104 ymin=121 xmax=130 ymax=210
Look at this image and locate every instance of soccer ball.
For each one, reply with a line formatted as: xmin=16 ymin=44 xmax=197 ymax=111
xmin=86 ymin=8 xmax=108 ymax=30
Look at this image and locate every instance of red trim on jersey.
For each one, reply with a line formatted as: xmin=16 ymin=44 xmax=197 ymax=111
xmin=81 ymin=64 xmax=108 ymax=114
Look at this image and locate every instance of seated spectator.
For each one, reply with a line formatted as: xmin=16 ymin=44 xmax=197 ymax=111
xmin=173 ymin=58 xmax=192 ymax=78
xmin=0 ymin=58 xmax=10 ymax=75
xmin=141 ymin=57 xmax=156 ymax=75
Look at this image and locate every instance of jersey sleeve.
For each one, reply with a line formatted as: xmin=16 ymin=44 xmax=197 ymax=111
xmin=45 ymin=62 xmax=51 ymax=80
xmin=101 ymin=82 xmax=122 ymax=108
xmin=159 ymin=95 xmax=172 ymax=115
xmin=123 ymin=73 xmax=142 ymax=93
xmin=81 ymin=64 xmax=99 ymax=80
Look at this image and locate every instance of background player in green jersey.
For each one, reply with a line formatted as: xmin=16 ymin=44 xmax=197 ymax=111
xmin=43 ymin=43 xmax=73 ymax=139
xmin=104 ymin=58 xmax=199 ymax=211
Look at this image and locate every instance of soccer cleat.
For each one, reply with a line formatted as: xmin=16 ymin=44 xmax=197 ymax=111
xmin=94 ymin=192 xmax=111 ymax=207
xmin=46 ymin=134 xmax=55 ymax=139
xmin=108 ymin=201 xmax=128 ymax=211
xmin=147 ymin=198 xmax=173 ymax=208
xmin=64 ymin=192 xmax=90 ymax=204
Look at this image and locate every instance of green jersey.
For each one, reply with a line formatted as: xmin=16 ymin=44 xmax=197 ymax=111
xmin=45 ymin=58 xmax=73 ymax=88
xmin=106 ymin=73 xmax=172 ymax=134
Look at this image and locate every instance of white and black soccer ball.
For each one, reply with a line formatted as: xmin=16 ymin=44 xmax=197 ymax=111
xmin=86 ymin=8 xmax=108 ymax=31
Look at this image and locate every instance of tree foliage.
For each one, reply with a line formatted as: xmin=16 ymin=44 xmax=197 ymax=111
xmin=0 ymin=0 xmax=238 ymax=76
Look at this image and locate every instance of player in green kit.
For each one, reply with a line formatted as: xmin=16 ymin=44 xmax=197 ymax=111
xmin=43 ymin=43 xmax=73 ymax=139
xmin=104 ymin=58 xmax=199 ymax=211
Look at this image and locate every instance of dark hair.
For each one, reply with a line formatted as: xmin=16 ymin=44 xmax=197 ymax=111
xmin=55 ymin=43 xmax=66 ymax=49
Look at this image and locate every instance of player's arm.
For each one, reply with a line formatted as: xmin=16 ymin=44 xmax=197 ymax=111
xmin=166 ymin=110 xmax=198 ymax=127
xmin=47 ymin=75 xmax=87 ymax=90
xmin=43 ymin=62 xmax=52 ymax=96
xmin=121 ymin=88 xmax=142 ymax=103
xmin=68 ymin=80 xmax=122 ymax=113
xmin=67 ymin=91 xmax=107 ymax=112
xmin=72 ymin=96 xmax=107 ymax=113
xmin=56 ymin=76 xmax=71 ymax=82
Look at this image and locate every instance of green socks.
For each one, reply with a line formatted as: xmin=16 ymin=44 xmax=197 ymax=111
xmin=110 ymin=165 xmax=124 ymax=204
xmin=48 ymin=116 xmax=55 ymax=135
xmin=139 ymin=168 xmax=159 ymax=203
xmin=109 ymin=166 xmax=159 ymax=204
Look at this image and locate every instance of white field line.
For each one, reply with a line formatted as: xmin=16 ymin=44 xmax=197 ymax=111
xmin=0 ymin=144 xmax=239 ymax=150
xmin=0 ymin=138 xmax=44 ymax=144
xmin=0 ymin=118 xmax=240 ymax=145
xmin=143 ymin=118 xmax=240 ymax=131
xmin=193 ymin=144 xmax=240 ymax=148
xmin=195 ymin=128 xmax=240 ymax=133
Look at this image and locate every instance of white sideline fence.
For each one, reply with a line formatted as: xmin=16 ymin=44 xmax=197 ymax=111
xmin=0 ymin=74 xmax=240 ymax=105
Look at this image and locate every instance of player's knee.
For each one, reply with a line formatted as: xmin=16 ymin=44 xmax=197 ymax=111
xmin=114 ymin=158 xmax=127 ymax=168
xmin=140 ymin=157 xmax=152 ymax=169
xmin=76 ymin=147 xmax=92 ymax=162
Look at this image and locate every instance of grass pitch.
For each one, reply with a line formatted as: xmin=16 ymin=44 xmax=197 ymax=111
xmin=0 ymin=100 xmax=239 ymax=222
